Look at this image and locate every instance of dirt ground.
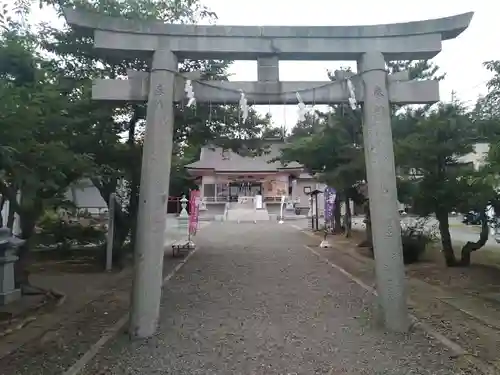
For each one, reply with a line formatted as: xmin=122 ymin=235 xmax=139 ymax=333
xmin=0 ymin=248 xmax=187 ymax=375
xmin=309 ymin=229 xmax=500 ymax=374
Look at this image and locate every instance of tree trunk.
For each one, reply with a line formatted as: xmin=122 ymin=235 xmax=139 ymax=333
xmin=112 ymin=217 xmax=130 ymax=268
xmin=7 ymin=200 xmax=15 ymax=231
xmin=126 ymin=115 xmax=141 ymax=252
xmin=459 ymin=210 xmax=488 ymax=266
xmin=358 ymin=201 xmax=373 ymax=248
xmin=0 ymin=194 xmax=5 ymax=227
xmin=435 ymin=207 xmax=457 ymax=266
xmin=345 ymin=197 xmax=352 ymax=238
xmin=14 ymin=212 xmax=37 ymax=289
xmin=334 ymin=194 xmax=342 ymax=234
xmin=127 ymin=172 xmax=140 ymax=252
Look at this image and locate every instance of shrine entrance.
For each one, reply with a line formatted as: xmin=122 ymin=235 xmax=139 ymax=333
xmin=62 ymin=8 xmax=473 ymax=338
xmin=229 ymin=181 xmax=262 ymax=201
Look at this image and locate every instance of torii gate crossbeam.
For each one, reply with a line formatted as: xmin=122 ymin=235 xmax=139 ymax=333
xmin=92 ymin=70 xmax=439 ymax=105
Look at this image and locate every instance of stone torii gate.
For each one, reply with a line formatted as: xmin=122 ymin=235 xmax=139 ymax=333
xmin=64 ymin=9 xmax=473 ymax=339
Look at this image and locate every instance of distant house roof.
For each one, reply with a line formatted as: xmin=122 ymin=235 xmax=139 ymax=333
xmin=298 ymin=172 xmax=314 ymax=179
xmin=457 ymin=142 xmax=489 ymax=171
xmin=185 ymin=142 xmax=303 ymax=173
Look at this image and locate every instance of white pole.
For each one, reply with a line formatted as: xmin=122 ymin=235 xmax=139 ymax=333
xmin=253 ymin=196 xmax=256 ymax=224
xmin=279 ymin=195 xmax=285 ymax=224
xmin=105 ymin=192 xmax=115 ymax=272
xmin=130 ymin=50 xmax=177 ymax=339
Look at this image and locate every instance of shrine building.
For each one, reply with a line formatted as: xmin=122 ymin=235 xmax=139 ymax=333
xmin=185 ymin=139 xmax=323 ymax=218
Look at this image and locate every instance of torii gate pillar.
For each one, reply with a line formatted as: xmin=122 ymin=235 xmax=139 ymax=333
xmin=358 ymin=51 xmax=409 ymax=331
xmin=129 ymin=50 xmax=177 ymax=338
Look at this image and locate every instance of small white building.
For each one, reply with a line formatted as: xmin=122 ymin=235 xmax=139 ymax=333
xmin=458 ymin=142 xmax=490 ymax=170
xmin=65 ymin=179 xmax=108 ymax=215
xmin=1 ymin=179 xmax=108 ymax=229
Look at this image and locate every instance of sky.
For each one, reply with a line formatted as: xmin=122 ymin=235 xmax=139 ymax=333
xmin=31 ymin=0 xmax=498 ymax=129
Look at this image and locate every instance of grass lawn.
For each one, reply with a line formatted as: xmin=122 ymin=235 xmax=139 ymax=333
xmin=351 ymin=227 xmax=500 ymax=269
xmin=426 ymin=240 xmax=500 ymax=270
xmin=448 ymin=222 xmax=482 ymax=233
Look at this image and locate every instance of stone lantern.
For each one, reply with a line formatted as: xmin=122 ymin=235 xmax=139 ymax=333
xmin=0 ymin=227 xmax=24 ymax=305
xmin=177 ymin=195 xmax=189 ymax=234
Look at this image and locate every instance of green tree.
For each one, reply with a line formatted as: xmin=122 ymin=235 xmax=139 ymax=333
xmin=0 ymin=24 xmax=94 ymax=286
xmin=281 ymin=61 xmax=442 ymax=240
xmin=281 ymin=106 xmax=365 ymax=236
xmin=37 ymin=0 xmax=273 ymax=261
xmin=388 ymin=60 xmax=445 ymax=81
xmin=394 ymin=102 xmax=496 ymax=266
xmin=0 ymin=0 xmax=274 ymax=287
xmin=475 ymin=60 xmax=500 ymax=164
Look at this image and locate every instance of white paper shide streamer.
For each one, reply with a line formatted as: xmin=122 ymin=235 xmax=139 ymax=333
xmin=184 ymin=79 xmax=196 ymax=107
xmin=239 ymin=90 xmax=249 ymax=122
xmin=346 ymin=78 xmax=357 ymax=110
xmin=296 ymin=92 xmax=306 ymax=122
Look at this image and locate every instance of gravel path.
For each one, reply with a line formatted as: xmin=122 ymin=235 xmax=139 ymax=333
xmin=90 ymin=222 xmax=464 ymax=375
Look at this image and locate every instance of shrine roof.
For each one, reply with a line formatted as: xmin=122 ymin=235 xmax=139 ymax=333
xmin=185 ymin=143 xmax=303 ymax=173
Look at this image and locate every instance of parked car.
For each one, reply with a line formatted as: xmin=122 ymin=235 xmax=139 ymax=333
xmin=462 ymin=210 xmax=481 ymax=225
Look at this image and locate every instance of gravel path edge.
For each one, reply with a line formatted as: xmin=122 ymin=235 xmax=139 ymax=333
xmin=61 ymin=245 xmax=200 ymax=375
xmin=296 ymin=225 xmax=497 ymax=375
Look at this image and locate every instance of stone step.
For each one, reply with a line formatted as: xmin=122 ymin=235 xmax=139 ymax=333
xmin=269 ymin=214 xmax=307 ymax=221
xmin=226 ymin=208 xmax=270 ymax=222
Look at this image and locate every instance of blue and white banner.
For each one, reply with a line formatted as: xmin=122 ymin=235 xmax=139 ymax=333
xmin=324 ymin=187 xmax=336 ymax=222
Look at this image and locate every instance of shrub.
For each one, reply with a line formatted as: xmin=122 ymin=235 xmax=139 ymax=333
xmin=368 ymin=216 xmax=438 ymax=264
xmin=400 ymin=217 xmax=438 ymax=264
xmin=35 ymin=210 xmax=106 ymax=250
